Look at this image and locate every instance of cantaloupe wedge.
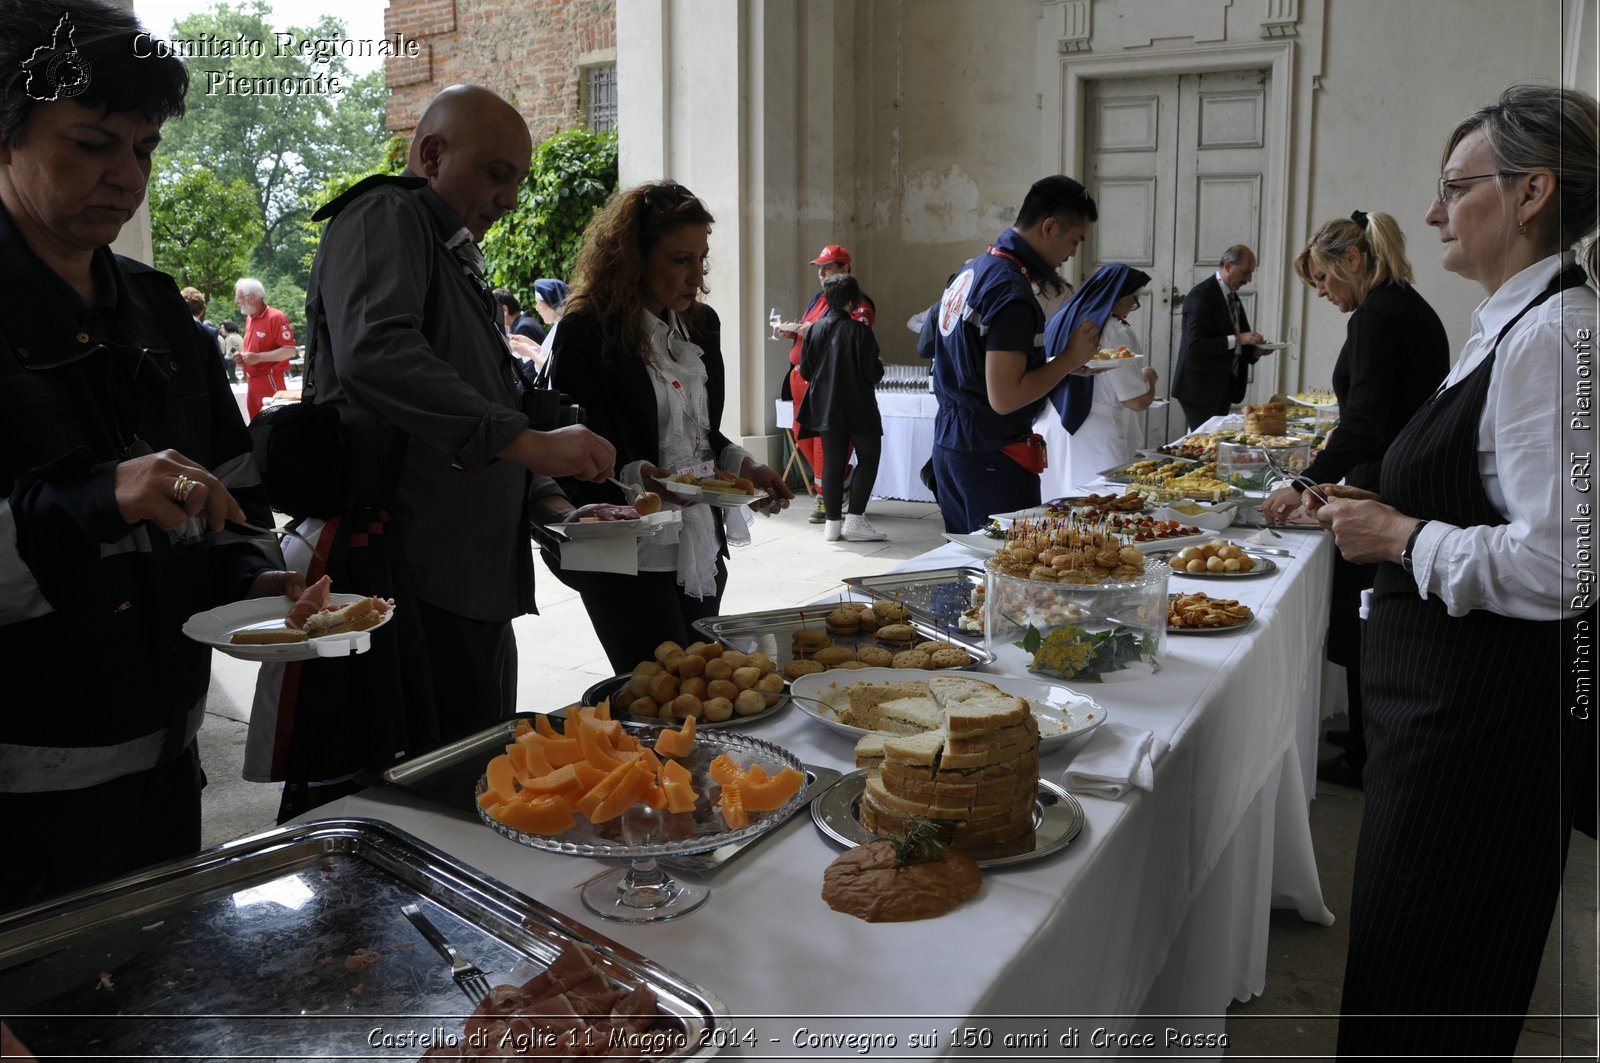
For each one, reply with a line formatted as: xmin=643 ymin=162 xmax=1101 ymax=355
xmin=590 ymin=759 xmax=655 ymax=823
xmin=534 ymin=714 xmax=560 ymax=739
xmin=717 ymin=783 xmax=749 ymax=829
xmin=740 ymin=766 xmax=805 ymax=811
xmin=574 ymin=757 xmax=637 ymax=819
xmin=485 ymin=753 xmax=519 ymax=804
xmin=492 ymin=794 xmax=575 ymax=836
xmin=536 ymin=735 xmax=585 ymax=768
xmin=577 ymin=719 xmax=623 ymax=771
xmin=514 ymin=718 xmax=534 ymax=739
xmin=660 ymin=759 xmax=692 ymax=786
xmin=653 ymin=714 xmax=696 ymax=758
xmin=521 ymin=762 xmax=586 ymax=800
xmin=708 ymin=753 xmax=745 ymax=787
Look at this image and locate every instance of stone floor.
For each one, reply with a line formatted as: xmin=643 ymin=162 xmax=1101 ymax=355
xmin=197 ymin=497 xmax=1598 ymax=1058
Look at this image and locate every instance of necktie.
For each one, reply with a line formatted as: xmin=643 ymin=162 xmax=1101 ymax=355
xmin=1227 ymin=290 xmax=1243 ymax=334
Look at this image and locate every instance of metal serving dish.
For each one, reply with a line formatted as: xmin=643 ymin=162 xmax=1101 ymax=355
xmin=361 ymin=716 xmax=837 ymax=874
xmin=0 ymin=819 xmax=728 ymax=1059
xmin=692 ymin=603 xmax=994 ymax=668
xmin=1097 ymin=455 xmax=1201 ymax=484
xmin=840 ymin=567 xmax=988 ymax=649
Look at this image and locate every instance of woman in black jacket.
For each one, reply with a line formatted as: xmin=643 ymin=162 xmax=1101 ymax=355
xmin=798 ymin=273 xmax=886 ymax=542
xmin=1262 ymin=209 xmax=1449 ymax=788
xmin=545 ymin=182 xmax=792 ymax=671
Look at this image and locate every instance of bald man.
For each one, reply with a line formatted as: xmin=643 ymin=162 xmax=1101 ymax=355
xmin=266 ymin=86 xmax=614 ymax=815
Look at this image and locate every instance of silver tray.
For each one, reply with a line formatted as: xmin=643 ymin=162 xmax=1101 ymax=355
xmin=811 ymin=770 xmax=1084 ymax=868
xmin=692 ymin=603 xmax=994 ymax=668
xmin=837 ymin=567 xmax=988 ymax=652
xmin=0 ymin=819 xmax=728 ymax=1059
xmin=1098 ymin=456 xmax=1201 ymax=484
xmin=360 ymin=716 xmax=837 ymax=874
xmin=582 ymin=673 xmax=792 ymax=728
xmin=1148 ymin=550 xmax=1279 ymax=579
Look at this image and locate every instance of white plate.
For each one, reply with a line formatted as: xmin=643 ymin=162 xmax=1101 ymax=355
xmin=1253 ymin=341 xmax=1289 ymax=351
xmin=1151 ymin=504 xmax=1234 ymax=532
xmin=656 ymin=479 xmax=772 ymax=508
xmin=546 ymin=509 xmax=679 ymax=539
xmin=1077 ymin=353 xmax=1147 ymax=376
xmin=1168 ymin=614 xmax=1255 ymax=635
xmin=787 ymin=667 xmax=1108 ymax=753
xmin=182 ymin=593 xmax=395 ymax=662
xmin=941 ymin=531 xmax=1002 ymax=556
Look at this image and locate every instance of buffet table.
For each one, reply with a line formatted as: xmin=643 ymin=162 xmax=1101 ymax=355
xmin=316 ymin=526 xmax=1335 ymax=1057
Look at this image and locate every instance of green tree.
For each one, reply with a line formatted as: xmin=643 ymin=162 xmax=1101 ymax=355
xmin=482 ymin=128 xmax=619 ymax=294
xmin=148 ymin=157 xmax=263 ymax=310
xmin=157 ymin=2 xmax=390 ymax=278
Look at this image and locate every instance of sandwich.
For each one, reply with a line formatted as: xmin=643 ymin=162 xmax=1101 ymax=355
xmin=303 ymin=596 xmax=392 ymax=637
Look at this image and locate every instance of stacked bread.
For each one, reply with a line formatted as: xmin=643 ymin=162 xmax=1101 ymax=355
xmin=1242 ymin=401 xmax=1286 ymax=436
xmin=851 ymin=676 xmax=1040 ymax=849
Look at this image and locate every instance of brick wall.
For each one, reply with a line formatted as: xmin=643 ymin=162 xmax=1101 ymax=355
xmin=384 ymin=0 xmax=616 ymax=142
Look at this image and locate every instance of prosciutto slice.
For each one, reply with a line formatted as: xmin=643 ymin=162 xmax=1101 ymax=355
xmin=285 ymin=575 xmax=332 ymax=630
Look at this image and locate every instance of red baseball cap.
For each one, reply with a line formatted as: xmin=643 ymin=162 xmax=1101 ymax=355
xmin=810 ymin=244 xmax=852 ymax=267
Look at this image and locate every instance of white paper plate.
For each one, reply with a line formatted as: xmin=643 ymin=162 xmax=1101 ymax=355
xmin=656 ymin=479 xmax=771 ymax=508
xmin=941 ymin=531 xmax=1002 ymax=556
xmin=1253 ymin=341 xmax=1289 ymax=351
xmin=788 ymin=667 xmax=1108 ymax=753
xmin=1077 ymin=353 xmax=1147 ymax=376
xmin=546 ymin=509 xmax=679 ymax=539
xmin=183 ymin=593 xmax=395 ymax=662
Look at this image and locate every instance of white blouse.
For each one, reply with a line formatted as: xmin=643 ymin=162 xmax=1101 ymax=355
xmin=1410 ymin=253 xmax=1598 ymax=620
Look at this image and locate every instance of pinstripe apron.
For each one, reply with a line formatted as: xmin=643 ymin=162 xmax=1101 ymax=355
xmin=1338 ymin=266 xmax=1592 ymax=1059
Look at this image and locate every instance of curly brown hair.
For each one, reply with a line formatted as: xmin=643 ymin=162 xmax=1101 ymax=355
xmin=563 ymin=181 xmax=716 ymax=359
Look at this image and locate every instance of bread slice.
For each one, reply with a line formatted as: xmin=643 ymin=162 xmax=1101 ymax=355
xmin=853 ymin=733 xmax=887 ymax=771
xmin=880 ymin=729 xmax=945 ymax=768
xmin=841 ymin=683 xmax=930 ymax=730
xmin=230 ymin=627 xmax=308 ymax=645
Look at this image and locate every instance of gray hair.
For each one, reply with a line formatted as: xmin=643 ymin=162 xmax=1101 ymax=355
xmin=1219 ymin=245 xmax=1253 ymax=268
xmin=1446 ymin=84 xmax=1599 ymax=277
xmin=235 ymin=277 xmax=266 ymax=300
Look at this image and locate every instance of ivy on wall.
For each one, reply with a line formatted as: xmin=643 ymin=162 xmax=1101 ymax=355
xmin=483 ymin=128 xmax=620 ymax=294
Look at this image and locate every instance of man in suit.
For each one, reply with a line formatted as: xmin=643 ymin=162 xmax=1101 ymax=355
xmin=1171 ymin=245 xmax=1271 ymax=430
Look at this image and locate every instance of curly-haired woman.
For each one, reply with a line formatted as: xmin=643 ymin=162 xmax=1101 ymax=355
xmin=544 ymin=181 xmax=794 ymax=671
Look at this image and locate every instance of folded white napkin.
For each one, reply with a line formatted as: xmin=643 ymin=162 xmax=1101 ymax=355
xmin=1063 ymin=723 xmax=1169 ymax=798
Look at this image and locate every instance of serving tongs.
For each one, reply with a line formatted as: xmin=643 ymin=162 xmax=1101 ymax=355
xmin=401 ymin=902 xmax=493 ymax=1005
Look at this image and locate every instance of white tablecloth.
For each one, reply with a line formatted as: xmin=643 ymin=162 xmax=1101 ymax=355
xmin=777 ymin=394 xmax=937 ymax=503
xmin=318 ymin=528 xmax=1335 ymax=1058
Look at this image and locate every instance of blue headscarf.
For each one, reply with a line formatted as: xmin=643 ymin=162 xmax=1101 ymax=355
xmin=533 ymin=278 xmax=570 ymax=310
xmin=1046 ymin=264 xmax=1150 ymax=433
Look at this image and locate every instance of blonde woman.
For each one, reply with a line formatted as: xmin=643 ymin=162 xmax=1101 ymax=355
xmin=1263 ymin=210 xmax=1449 ymax=788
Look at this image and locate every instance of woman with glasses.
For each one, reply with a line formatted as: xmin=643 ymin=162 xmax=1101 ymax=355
xmin=1262 ymin=210 xmax=1449 ymax=789
xmin=1308 ymin=85 xmax=1598 ymax=1058
xmin=544 ymin=182 xmax=794 ymax=672
xmin=1035 ymin=263 xmax=1158 ymax=499
xmin=0 ymin=0 xmax=301 ymax=911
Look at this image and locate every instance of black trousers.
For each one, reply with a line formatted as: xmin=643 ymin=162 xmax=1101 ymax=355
xmin=1 ymin=742 xmax=203 ymax=913
xmin=1178 ymin=395 xmax=1225 ymax=432
xmin=416 ymin=600 xmax=518 ymax=744
xmin=820 ymin=430 xmax=881 ymax=520
xmin=547 ymin=552 xmax=728 ymax=675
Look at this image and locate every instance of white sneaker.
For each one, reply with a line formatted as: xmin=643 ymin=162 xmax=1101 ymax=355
xmin=824 ymin=519 xmax=843 ymax=542
xmin=842 ymin=514 xmax=887 ymax=542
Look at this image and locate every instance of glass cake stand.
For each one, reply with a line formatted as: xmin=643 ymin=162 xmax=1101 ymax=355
xmin=477 ymin=727 xmax=808 ymax=923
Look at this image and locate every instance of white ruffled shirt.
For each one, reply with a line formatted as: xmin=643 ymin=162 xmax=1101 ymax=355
xmin=630 ymin=310 xmax=753 ymax=597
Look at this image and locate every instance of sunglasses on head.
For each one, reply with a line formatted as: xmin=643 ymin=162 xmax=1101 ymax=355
xmin=641 ymin=181 xmax=697 ymax=214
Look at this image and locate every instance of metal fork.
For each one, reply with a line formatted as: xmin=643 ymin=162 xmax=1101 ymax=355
xmin=1260 ymin=452 xmax=1330 ymax=507
xmin=401 ymin=903 xmax=493 ymax=1005
xmin=233 ymin=520 xmax=316 ymax=548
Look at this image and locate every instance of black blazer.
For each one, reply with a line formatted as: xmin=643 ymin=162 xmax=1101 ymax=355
xmin=1171 ymin=276 xmax=1257 ymax=410
xmin=1301 ymin=281 xmax=1449 ymax=491
xmin=547 ymin=306 xmax=735 ymax=552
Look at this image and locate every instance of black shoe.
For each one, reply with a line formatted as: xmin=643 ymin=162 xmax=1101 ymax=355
xmin=1317 ymin=752 xmax=1364 ymax=790
xmin=1325 ymin=729 xmax=1352 ymax=749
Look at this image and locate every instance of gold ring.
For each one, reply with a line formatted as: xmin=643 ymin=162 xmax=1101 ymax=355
xmin=172 ymin=474 xmax=198 ymax=504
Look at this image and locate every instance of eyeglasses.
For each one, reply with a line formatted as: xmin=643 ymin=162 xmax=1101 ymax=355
xmin=642 ymin=181 xmax=695 ymax=214
xmin=1436 ymin=171 xmax=1522 ymax=204
xmin=1128 ymin=298 xmax=1142 ymax=312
